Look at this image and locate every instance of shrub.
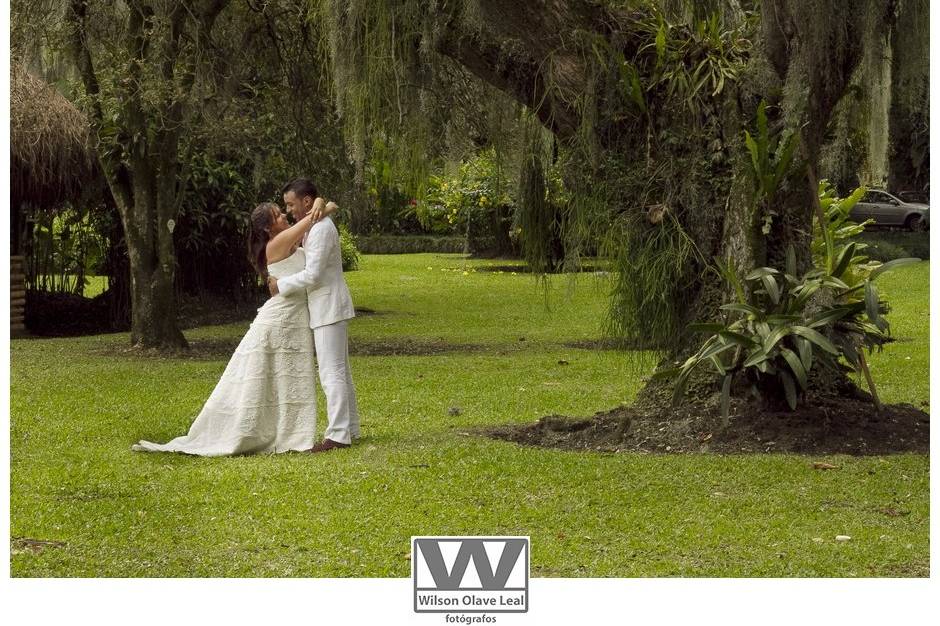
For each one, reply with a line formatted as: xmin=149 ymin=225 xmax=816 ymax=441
xmin=354 ymin=235 xmax=466 ymax=254
xmin=24 ymin=289 xmax=113 ymax=336
xmin=338 ymin=223 xmax=361 ymax=271
xmin=415 ymin=149 xmax=518 ymax=255
xmin=858 ymin=231 xmax=930 ymax=262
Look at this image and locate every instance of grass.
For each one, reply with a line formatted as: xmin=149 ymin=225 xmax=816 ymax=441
xmin=33 ymin=275 xmax=110 ymax=298
xmin=9 ymin=255 xmax=929 ymax=577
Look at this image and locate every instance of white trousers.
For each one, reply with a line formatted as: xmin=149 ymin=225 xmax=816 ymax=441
xmin=313 ymin=319 xmax=360 ymax=444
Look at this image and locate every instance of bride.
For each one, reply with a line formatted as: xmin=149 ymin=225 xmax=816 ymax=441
xmin=132 ymin=198 xmax=337 ymax=456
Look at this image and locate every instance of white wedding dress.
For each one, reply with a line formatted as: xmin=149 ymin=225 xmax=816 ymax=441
xmin=132 ymin=247 xmax=318 ymax=456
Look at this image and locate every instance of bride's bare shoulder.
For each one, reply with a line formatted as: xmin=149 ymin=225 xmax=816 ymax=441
xmin=266 ymin=242 xmax=300 ymax=266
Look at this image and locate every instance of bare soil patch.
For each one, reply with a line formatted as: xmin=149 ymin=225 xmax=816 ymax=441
xmin=350 ymin=337 xmax=485 ymax=356
xmin=562 ymin=337 xmax=665 ymax=351
xmin=485 ymin=395 xmax=929 ymax=455
xmin=93 ymin=335 xmax=487 ymax=360
xmin=90 ymin=338 xmax=241 ymax=360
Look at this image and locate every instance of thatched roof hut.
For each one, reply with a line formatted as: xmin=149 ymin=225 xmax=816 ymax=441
xmin=10 ymin=62 xmax=96 ymax=338
xmin=10 ymin=61 xmax=94 ymax=211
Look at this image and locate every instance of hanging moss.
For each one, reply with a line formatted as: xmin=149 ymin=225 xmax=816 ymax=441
xmin=312 ymin=0 xmax=887 ymax=361
xmin=888 ymin=0 xmax=929 ymax=192
xmin=515 ymin=119 xmax=566 ymax=274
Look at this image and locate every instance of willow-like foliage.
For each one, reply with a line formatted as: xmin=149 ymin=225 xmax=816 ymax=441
xmin=311 ymin=0 xmax=519 ymax=193
xmin=515 ymin=120 xmax=554 ymax=275
xmin=310 ymin=0 xmax=755 ymax=353
xmin=310 ymin=0 xmax=905 ymax=368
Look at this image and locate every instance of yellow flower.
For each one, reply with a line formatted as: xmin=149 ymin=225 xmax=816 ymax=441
xmin=478 ymin=195 xmax=488 ymax=206
xmin=462 ymin=271 xmax=469 ymax=276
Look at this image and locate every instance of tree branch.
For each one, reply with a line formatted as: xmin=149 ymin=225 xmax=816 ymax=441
xmin=435 ymin=28 xmax=581 ymax=138
xmin=67 ymin=0 xmax=134 ymax=213
xmin=432 ymin=0 xmax=642 ymax=140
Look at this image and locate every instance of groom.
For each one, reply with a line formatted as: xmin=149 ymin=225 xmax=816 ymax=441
xmin=268 ymin=178 xmax=360 ymax=452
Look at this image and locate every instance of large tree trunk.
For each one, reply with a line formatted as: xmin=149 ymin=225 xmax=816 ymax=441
xmin=888 ymin=0 xmax=929 ymax=193
xmin=115 ymin=180 xmax=187 ymax=349
xmin=67 ymin=0 xmax=228 ymax=350
xmin=816 ymin=0 xmax=927 ymax=196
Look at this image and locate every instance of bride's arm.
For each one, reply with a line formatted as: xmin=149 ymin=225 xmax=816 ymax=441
xmin=309 ymin=198 xmax=340 ymax=221
xmin=309 ymin=200 xmax=340 ymax=224
xmin=266 ymin=198 xmax=323 ymax=261
xmin=266 ymin=198 xmax=340 ymax=262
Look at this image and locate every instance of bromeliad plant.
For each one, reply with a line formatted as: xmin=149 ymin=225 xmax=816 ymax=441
xmin=656 ymin=183 xmax=919 ymax=419
xmin=744 ymin=100 xmax=798 ymax=234
xmin=812 ymin=181 xmax=919 ymax=369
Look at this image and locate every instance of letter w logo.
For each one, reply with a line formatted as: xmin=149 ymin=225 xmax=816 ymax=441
xmin=415 ymin=538 xmax=526 ymax=591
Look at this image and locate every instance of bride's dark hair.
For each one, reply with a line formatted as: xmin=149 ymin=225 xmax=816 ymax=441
xmin=248 ymin=202 xmax=279 ymax=279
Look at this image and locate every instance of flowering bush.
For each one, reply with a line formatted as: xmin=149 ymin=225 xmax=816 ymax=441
xmin=412 ymin=150 xmax=517 ymax=254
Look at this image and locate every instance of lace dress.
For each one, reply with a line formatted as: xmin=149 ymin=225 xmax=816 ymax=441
xmin=132 ymin=247 xmax=317 ymax=456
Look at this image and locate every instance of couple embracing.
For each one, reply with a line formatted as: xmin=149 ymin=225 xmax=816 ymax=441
xmin=133 ymin=178 xmax=359 ymax=456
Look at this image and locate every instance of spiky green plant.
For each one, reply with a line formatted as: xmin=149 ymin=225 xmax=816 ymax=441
xmin=655 ymin=183 xmax=920 ymax=419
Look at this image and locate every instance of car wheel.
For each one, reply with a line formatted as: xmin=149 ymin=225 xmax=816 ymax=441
xmin=906 ymin=214 xmax=928 ymax=232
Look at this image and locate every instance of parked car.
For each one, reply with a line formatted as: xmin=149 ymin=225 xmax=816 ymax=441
xmin=849 ymin=189 xmax=929 ymax=231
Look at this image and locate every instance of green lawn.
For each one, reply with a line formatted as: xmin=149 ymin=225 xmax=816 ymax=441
xmin=33 ymin=275 xmax=110 ymax=298
xmin=9 ymin=255 xmax=929 ymax=576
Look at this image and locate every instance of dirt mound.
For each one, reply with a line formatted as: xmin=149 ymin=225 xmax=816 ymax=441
xmin=350 ymin=337 xmax=484 ymax=356
xmin=486 ymin=396 xmax=930 ymax=455
xmin=562 ymin=337 xmax=665 ymax=351
xmin=90 ymin=338 xmax=241 ymax=360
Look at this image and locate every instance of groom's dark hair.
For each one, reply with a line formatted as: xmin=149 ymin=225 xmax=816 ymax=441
xmin=281 ymin=178 xmax=318 ymax=200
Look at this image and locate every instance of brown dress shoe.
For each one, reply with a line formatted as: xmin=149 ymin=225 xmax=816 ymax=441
xmin=308 ymin=438 xmax=351 ymax=453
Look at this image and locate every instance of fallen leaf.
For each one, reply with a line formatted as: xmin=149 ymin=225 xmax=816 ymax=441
xmin=10 ymin=537 xmax=66 ymax=555
xmin=876 ymin=507 xmax=910 ymax=518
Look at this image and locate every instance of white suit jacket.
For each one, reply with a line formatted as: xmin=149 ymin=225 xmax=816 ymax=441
xmin=276 ymin=216 xmax=356 ymax=329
